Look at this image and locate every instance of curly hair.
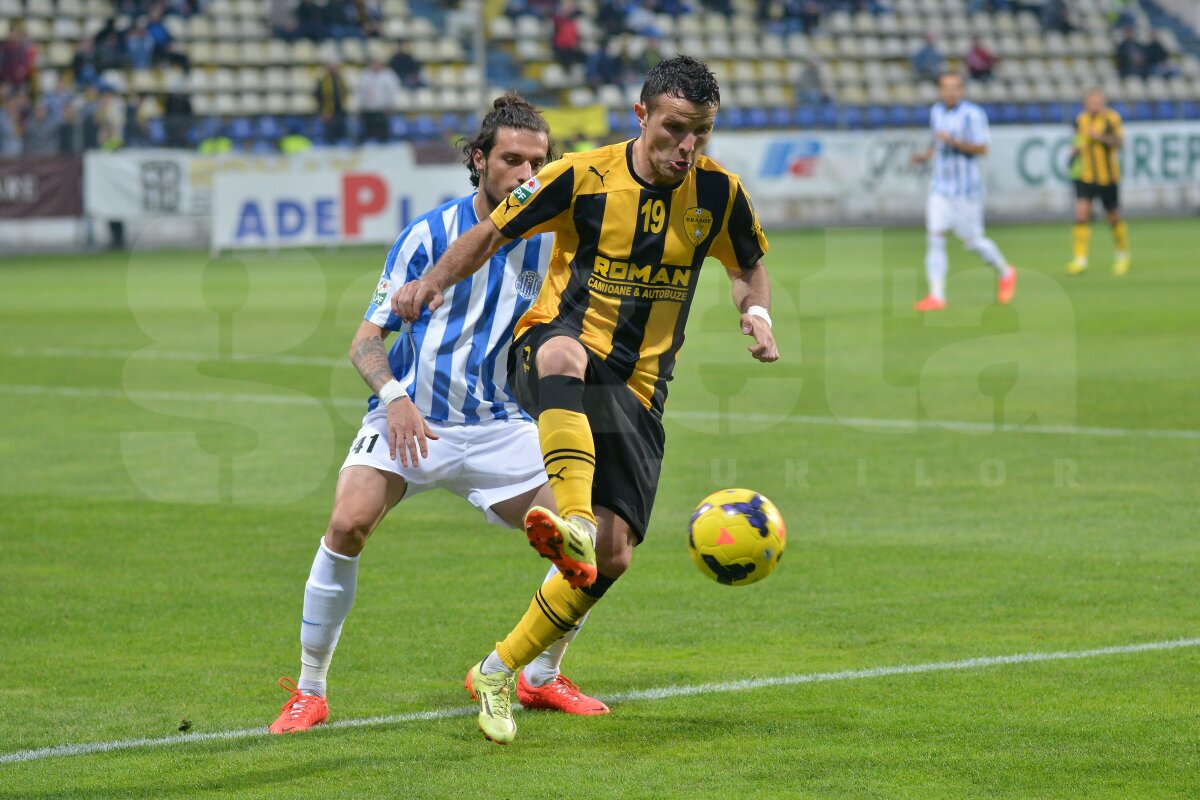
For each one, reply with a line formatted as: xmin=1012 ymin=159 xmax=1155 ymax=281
xmin=460 ymin=92 xmax=553 ymax=188
xmin=639 ymin=55 xmax=721 ymax=111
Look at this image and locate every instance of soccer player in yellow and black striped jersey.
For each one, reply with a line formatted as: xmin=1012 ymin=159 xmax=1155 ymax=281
xmin=1069 ymin=89 xmax=1129 ymax=276
xmin=393 ymin=55 xmax=778 ymax=744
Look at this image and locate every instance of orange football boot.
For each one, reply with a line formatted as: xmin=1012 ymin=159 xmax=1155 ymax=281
xmin=517 ymin=673 xmax=610 ymax=716
xmin=997 ymin=267 xmax=1017 ymax=305
xmin=914 ymin=295 xmax=947 ymax=312
xmin=268 ymin=676 xmax=329 ymax=734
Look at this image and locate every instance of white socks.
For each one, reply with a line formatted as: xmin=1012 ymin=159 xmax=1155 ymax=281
xmin=927 ymin=232 xmax=1011 ymax=301
xmin=522 ymin=565 xmax=588 ymax=687
xmin=297 ymin=538 xmax=359 ymax=697
xmin=925 ymin=232 xmax=948 ymax=301
xmin=966 ymin=236 xmax=1010 ymax=274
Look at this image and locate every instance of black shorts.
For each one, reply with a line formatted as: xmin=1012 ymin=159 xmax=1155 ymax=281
xmin=508 ymin=323 xmax=664 ymax=543
xmin=1074 ymin=181 xmax=1120 ymax=212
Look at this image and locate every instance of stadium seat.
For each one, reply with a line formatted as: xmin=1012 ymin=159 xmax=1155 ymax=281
xmin=743 ymin=107 xmax=769 ymax=129
xmin=1020 ymin=104 xmax=1044 ymax=123
xmin=411 ymin=114 xmax=439 ymax=141
xmin=793 ymin=105 xmax=818 ymax=129
xmin=256 ymin=116 xmax=281 ymax=140
xmin=146 ymin=118 xmax=166 ymax=146
xmin=840 ymin=106 xmax=864 ymax=130
xmin=228 ymin=117 xmax=254 ymax=141
xmin=767 ymin=107 xmax=791 ymax=129
xmin=864 ymin=105 xmax=888 ymax=129
xmin=389 ymin=115 xmax=410 ymax=141
xmin=1153 ymin=100 xmax=1177 ymax=120
xmin=721 ymin=108 xmax=746 ymax=129
xmin=816 ymin=104 xmax=838 ymax=129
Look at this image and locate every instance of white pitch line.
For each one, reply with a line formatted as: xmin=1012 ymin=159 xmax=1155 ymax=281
xmin=3 ymin=383 xmax=1199 ymax=442
xmin=3 ymin=346 xmax=349 ymax=368
xmin=2 ymin=636 xmax=1198 ymax=766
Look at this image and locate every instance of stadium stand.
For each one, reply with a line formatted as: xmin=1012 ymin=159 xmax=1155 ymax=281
xmin=0 ymin=0 xmax=1198 ymax=150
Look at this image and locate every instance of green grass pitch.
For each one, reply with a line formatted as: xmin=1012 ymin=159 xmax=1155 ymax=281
xmin=1 ymin=219 xmax=1197 ymax=798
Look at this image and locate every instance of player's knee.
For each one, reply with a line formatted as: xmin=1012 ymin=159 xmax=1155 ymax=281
xmin=961 ymin=237 xmax=983 ymax=253
xmin=596 ymin=549 xmax=631 ymax=578
xmin=325 ymin=511 xmax=373 ymax=556
xmin=927 ymin=231 xmax=947 ymax=249
xmin=535 ymin=336 xmax=587 ymax=378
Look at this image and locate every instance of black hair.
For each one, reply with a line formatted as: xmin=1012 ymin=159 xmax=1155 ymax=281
xmin=639 ymin=55 xmax=721 ymax=111
xmin=460 ymin=92 xmax=552 ymax=188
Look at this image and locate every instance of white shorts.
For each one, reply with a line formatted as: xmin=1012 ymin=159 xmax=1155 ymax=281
xmin=340 ymin=408 xmax=546 ymax=527
xmin=927 ymin=193 xmax=985 ymax=242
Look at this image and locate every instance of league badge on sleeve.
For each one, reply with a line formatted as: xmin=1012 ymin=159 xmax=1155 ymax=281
xmin=371 ymin=278 xmax=389 ymax=306
xmin=510 ymin=177 xmax=541 ymax=206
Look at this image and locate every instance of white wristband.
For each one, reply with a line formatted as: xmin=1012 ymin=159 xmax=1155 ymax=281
xmin=746 ymin=305 xmax=773 ymax=329
xmin=377 ymin=379 xmax=407 ymax=406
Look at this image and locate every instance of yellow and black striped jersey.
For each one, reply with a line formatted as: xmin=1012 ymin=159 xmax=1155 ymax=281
xmin=490 ymin=140 xmax=768 ymax=415
xmin=1075 ymin=109 xmax=1124 ymax=185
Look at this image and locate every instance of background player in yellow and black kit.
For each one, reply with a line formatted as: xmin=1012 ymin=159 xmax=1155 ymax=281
xmin=1068 ymin=88 xmax=1129 ymax=276
xmin=394 ymin=55 xmax=778 ymax=744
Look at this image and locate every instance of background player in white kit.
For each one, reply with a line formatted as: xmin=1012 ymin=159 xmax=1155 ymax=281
xmin=269 ymin=94 xmax=608 ymax=734
xmin=911 ymin=72 xmax=1017 ymax=312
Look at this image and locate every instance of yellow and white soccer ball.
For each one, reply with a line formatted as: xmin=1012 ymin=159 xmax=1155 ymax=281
xmin=687 ymin=488 xmax=786 ymax=586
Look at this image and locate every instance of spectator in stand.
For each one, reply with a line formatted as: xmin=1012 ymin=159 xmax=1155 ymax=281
xmin=97 ymin=85 xmax=126 ymax=150
xmin=162 ymin=76 xmax=193 ymax=148
xmin=626 ymin=0 xmax=661 ymax=36
xmin=357 ymin=58 xmax=399 ymax=143
xmin=655 ymin=0 xmax=691 ymax=14
xmin=296 ymin=0 xmax=328 ymax=41
xmin=596 ymin=0 xmax=628 ymax=38
xmin=95 ymin=30 xmax=129 ymax=72
xmin=0 ymin=90 xmax=24 ymax=156
xmin=1109 ymin=0 xmax=1136 ymax=31
xmin=0 ymin=25 xmax=37 ymax=96
xmin=912 ymin=34 xmax=945 ymax=83
xmin=326 ymin=0 xmax=364 ymax=41
xmin=270 ymin=0 xmax=300 ymax=40
xmin=145 ymin=5 xmax=175 ymax=62
xmin=24 ymin=100 xmax=61 ymax=154
xmin=634 ymin=34 xmax=664 ymax=73
xmin=552 ymin=1 xmax=586 ymax=70
xmin=71 ymin=39 xmax=101 ymax=88
xmin=1115 ymin=27 xmax=1144 ymax=78
xmin=965 ymin=36 xmax=996 ymax=81
xmin=1040 ymin=0 xmax=1074 ymax=34
xmin=779 ymin=0 xmax=822 ymax=35
xmin=796 ymin=56 xmax=827 ymax=105
xmin=584 ymin=42 xmax=625 ymax=89
xmin=388 ymin=41 xmax=425 ymax=88
xmin=126 ymin=19 xmax=156 ymax=69
xmin=701 ymin=0 xmax=733 ymax=17
xmin=315 ymin=58 xmax=349 ymax=144
xmin=1142 ymin=31 xmax=1175 ymax=78
xmin=131 ymin=92 xmax=163 ymax=145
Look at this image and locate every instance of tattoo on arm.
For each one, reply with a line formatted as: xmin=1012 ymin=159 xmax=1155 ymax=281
xmin=351 ymin=335 xmax=395 ymax=394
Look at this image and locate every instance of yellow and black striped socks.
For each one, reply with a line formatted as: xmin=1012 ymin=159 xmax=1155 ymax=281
xmin=1112 ymin=220 xmax=1129 ymax=254
xmin=537 ymin=376 xmax=596 ymax=526
xmin=1072 ymin=223 xmax=1091 ymax=263
xmin=495 ymin=573 xmax=617 ymax=671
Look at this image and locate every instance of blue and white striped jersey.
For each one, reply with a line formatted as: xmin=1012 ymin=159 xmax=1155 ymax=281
xmin=929 ymin=100 xmax=990 ymax=199
xmin=364 ymin=193 xmax=552 ymax=423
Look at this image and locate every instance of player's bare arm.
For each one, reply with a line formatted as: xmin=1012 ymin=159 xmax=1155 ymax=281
xmin=911 ymin=146 xmax=935 ymax=165
xmin=392 ymin=220 xmax=510 ymax=322
xmin=729 ymin=260 xmax=779 ymax=363
xmin=349 ymin=319 xmax=438 ymax=466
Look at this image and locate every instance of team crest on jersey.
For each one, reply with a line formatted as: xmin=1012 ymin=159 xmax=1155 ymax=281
xmin=514 ymin=269 xmax=543 ymax=300
xmin=510 ymin=177 xmax=541 ymax=206
xmin=371 ymin=278 xmax=388 ymax=306
xmin=684 ymin=207 xmax=713 ymax=244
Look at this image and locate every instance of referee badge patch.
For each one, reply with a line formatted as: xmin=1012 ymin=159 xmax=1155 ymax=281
xmin=684 ymin=207 xmax=713 ymax=243
xmin=510 ymin=177 xmax=541 ymax=206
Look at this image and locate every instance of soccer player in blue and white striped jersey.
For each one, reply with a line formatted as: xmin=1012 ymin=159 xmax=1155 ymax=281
xmin=269 ymin=95 xmax=609 ymax=735
xmin=911 ymin=72 xmax=1017 ymax=311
